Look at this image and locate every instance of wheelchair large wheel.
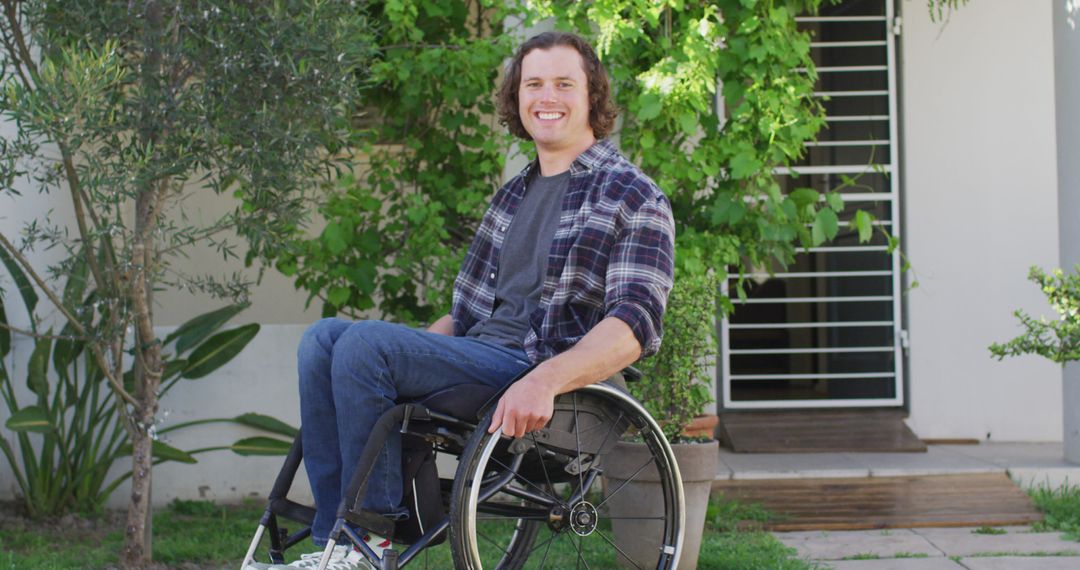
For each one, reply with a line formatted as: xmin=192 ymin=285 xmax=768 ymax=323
xmin=448 ymin=382 xmax=684 ymax=569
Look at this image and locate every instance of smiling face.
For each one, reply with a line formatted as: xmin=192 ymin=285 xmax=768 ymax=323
xmin=517 ymin=45 xmax=596 ymax=156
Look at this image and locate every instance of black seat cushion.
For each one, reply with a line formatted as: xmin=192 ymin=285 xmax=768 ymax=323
xmin=404 ymin=383 xmax=499 ymax=421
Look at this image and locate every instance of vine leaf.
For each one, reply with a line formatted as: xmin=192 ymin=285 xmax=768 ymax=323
xmin=812 ymin=208 xmax=839 ymax=245
xmin=852 ymin=210 xmax=874 ymax=243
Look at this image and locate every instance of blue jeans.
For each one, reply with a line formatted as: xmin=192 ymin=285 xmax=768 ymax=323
xmin=297 ymin=318 xmax=530 ymax=545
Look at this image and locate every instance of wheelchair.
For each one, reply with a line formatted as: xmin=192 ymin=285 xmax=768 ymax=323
xmin=241 ymin=366 xmax=685 ymax=569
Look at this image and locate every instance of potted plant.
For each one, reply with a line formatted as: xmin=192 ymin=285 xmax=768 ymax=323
xmin=603 ymin=267 xmax=720 ymax=569
xmin=990 ymin=265 xmax=1080 ymax=464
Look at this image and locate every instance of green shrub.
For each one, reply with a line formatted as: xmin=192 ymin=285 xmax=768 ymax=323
xmin=632 ymin=269 xmax=718 ymax=442
xmin=990 ymin=266 xmax=1080 ymax=364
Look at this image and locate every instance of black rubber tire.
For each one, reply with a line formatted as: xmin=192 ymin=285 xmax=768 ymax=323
xmin=448 ymin=411 xmax=542 ymax=570
xmin=448 ymin=383 xmax=683 ymax=570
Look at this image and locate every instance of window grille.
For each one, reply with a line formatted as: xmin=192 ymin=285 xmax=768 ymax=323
xmin=719 ymin=0 xmax=905 ymax=409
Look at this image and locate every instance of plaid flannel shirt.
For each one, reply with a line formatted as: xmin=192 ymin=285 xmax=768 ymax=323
xmin=451 ymin=139 xmax=676 ymax=363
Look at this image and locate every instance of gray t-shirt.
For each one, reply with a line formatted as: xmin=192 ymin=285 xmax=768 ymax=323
xmin=465 ymin=169 xmax=571 ymax=348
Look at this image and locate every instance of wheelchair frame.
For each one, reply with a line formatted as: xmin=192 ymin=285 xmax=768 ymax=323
xmin=241 ymin=377 xmax=685 ymax=570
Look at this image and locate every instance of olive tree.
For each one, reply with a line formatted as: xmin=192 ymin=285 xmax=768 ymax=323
xmin=0 ymin=1 xmax=373 ymax=565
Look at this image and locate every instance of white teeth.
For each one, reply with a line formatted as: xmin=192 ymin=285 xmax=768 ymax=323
xmin=537 ymin=112 xmax=563 ymax=120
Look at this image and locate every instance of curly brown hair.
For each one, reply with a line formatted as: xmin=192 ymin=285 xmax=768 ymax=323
xmin=496 ymin=32 xmax=619 ymax=141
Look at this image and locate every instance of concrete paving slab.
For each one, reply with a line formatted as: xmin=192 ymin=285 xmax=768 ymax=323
xmin=1009 ymin=467 xmax=1080 ymax=490
xmin=938 ymin=443 xmax=1066 ymax=468
xmin=844 ymin=446 xmax=1004 ymax=477
xmin=911 ymin=527 xmax=1080 ymax=557
xmin=715 ymin=453 xmax=734 ymax=480
xmin=773 ymin=529 xmax=942 ymax=561
xmin=718 ymin=449 xmax=869 ymax=479
xmin=822 ymin=559 xmax=963 ymax=570
xmin=959 ymin=556 xmax=1080 ymax=569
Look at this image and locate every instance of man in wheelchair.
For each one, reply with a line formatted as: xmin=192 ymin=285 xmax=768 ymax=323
xmin=244 ymin=31 xmax=678 ymax=570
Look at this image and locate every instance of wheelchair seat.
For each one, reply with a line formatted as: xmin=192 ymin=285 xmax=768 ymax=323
xmin=402 ymin=383 xmax=499 ymax=422
xmin=404 ymin=364 xmax=640 ymax=423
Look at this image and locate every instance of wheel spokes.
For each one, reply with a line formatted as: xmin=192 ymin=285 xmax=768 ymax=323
xmin=465 ymin=392 xmax=680 ymax=570
xmin=594 ymin=527 xmax=645 ymax=570
xmin=595 ymin=455 xmax=655 ymax=511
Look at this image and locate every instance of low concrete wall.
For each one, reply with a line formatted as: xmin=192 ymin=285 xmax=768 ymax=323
xmin=0 ymin=325 xmax=314 ymax=508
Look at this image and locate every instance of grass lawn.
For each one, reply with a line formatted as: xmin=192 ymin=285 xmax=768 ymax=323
xmin=0 ymin=492 xmax=816 ymax=569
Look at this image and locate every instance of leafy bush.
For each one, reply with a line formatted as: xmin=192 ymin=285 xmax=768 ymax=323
xmin=278 ymin=1 xmax=525 ymax=324
xmin=278 ymin=1 xmax=884 ymax=325
xmin=632 ymin=269 xmax=718 ymax=442
xmin=989 ymin=266 xmax=1080 ymax=364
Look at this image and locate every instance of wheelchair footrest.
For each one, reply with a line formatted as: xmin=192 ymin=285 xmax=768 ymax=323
xmin=344 ymin=509 xmax=395 ymax=538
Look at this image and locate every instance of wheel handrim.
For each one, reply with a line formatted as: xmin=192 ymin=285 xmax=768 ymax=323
xmin=462 ymin=384 xmax=684 ymax=569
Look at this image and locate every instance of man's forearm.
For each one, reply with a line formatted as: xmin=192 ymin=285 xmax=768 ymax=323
xmin=488 ymin=315 xmax=643 ymax=437
xmin=427 ymin=314 xmax=454 ymax=336
xmin=528 ymin=316 xmax=642 ymax=395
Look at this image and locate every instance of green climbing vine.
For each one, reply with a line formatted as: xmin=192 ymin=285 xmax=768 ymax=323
xmin=279 ymin=0 xmax=881 ymax=322
xmin=276 ymin=0 xmax=529 ymax=323
xmin=531 ymin=0 xmax=859 ymax=310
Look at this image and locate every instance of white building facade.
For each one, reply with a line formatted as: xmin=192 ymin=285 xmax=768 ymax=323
xmin=0 ymin=0 xmax=1075 ymax=506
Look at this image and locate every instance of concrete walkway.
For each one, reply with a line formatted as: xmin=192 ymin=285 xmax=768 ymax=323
xmin=775 ymin=526 xmax=1080 ymax=569
xmin=713 ymin=442 xmax=1080 ymax=569
xmin=716 ymin=442 xmax=1080 ymax=488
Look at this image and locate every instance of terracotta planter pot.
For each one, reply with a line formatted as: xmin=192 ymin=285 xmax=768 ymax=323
xmin=681 ymin=414 xmax=719 ymax=439
xmin=602 ymin=439 xmax=719 ymax=569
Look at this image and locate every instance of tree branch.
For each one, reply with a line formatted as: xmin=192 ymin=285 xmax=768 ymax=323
xmin=0 ymin=0 xmax=117 ymax=310
xmin=0 ymin=321 xmax=94 ymax=342
xmin=63 ymin=151 xmax=115 ymax=300
xmin=0 ymin=0 xmax=37 ymax=79
xmin=0 ymin=231 xmax=137 ymax=407
xmin=156 ymin=217 xmax=238 ymax=258
xmin=0 ymin=16 xmax=31 ymax=88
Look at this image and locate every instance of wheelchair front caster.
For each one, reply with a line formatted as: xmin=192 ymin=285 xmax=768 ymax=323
xmin=379 ymin=549 xmax=398 ymax=570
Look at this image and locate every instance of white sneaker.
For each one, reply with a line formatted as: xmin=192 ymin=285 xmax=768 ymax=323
xmin=243 ymin=544 xmax=375 ymax=570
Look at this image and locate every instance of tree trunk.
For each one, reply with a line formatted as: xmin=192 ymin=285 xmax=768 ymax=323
xmin=119 ymin=236 xmax=163 ymax=567
xmin=119 ymin=206 xmax=165 ymax=567
xmin=120 ymin=404 xmax=156 ymax=567
xmin=120 ymin=3 xmax=167 ymax=566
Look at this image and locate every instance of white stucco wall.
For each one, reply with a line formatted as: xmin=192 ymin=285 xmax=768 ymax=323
xmin=116 ymin=324 xmax=314 ymax=507
xmin=901 ymin=0 xmax=1062 ymax=440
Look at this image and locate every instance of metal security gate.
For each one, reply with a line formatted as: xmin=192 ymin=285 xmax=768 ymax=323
xmin=720 ymin=0 xmax=905 ymax=409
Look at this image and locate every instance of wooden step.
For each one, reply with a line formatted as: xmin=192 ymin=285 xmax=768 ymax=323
xmin=711 ymin=473 xmax=1042 ymax=531
xmin=718 ymin=409 xmax=927 ymax=453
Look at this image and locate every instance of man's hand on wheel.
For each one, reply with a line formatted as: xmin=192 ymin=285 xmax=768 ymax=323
xmin=488 ymin=376 xmax=556 ymax=438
